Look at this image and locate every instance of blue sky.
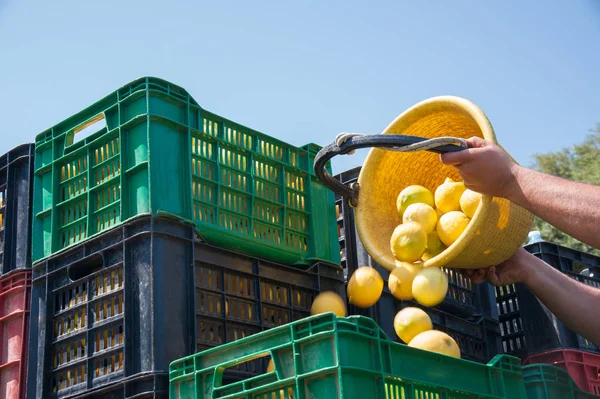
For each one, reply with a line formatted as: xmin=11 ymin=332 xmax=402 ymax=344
xmin=0 ymin=1 xmax=598 ymax=174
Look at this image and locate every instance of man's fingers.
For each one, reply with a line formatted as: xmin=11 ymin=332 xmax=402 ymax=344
xmin=469 ymin=269 xmax=486 ymax=284
xmin=486 ymin=266 xmax=501 ymax=286
xmin=465 ymin=137 xmax=488 ymax=148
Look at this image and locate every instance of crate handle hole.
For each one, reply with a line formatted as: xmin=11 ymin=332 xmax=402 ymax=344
xmin=216 ymin=352 xmax=275 ymax=387
xmin=67 ymin=114 xmax=107 ymax=146
xmin=68 ymin=253 xmax=104 ymax=281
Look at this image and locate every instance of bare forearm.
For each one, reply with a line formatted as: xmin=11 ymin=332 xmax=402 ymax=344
xmin=508 ymin=166 xmax=600 ymax=248
xmin=524 ymin=255 xmax=600 ymax=346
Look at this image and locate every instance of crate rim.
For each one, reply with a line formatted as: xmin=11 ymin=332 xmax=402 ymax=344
xmin=31 ymin=214 xmax=343 ymax=279
xmin=169 ymin=312 xmax=519 ymax=376
xmin=34 ymin=76 xmax=323 ymax=156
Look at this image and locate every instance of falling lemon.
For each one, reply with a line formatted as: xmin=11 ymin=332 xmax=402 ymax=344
xmin=412 ymin=266 xmax=449 ymax=307
xmin=403 ymin=203 xmax=438 ymax=233
xmin=396 ymin=185 xmax=434 ymax=218
xmin=390 ymin=222 xmax=427 ymax=262
xmin=347 ymin=266 xmax=384 ymax=308
xmin=421 ymin=231 xmax=447 ymax=262
xmin=388 ymin=261 xmax=421 ymax=300
xmin=311 ymin=291 xmax=347 ymax=317
xmin=460 ymin=189 xmax=482 ymax=218
xmin=408 ymin=330 xmax=461 ymax=358
xmin=436 ymin=211 xmax=470 ymax=247
xmin=435 ymin=180 xmax=466 ymax=214
xmin=394 ymin=307 xmax=433 ymax=344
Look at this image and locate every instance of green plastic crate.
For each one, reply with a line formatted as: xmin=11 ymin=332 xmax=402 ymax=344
xmin=169 ymin=313 xmax=527 ymax=399
xmin=32 ymin=77 xmax=340 ymax=266
xmin=523 ymin=364 xmax=599 ymax=399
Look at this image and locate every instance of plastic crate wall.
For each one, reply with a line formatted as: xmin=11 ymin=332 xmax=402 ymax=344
xmin=523 ymin=349 xmax=600 ymax=395
xmin=0 ymin=144 xmax=34 ymax=275
xmin=193 ymin=238 xmax=345 ymax=381
xmin=27 ymin=215 xmax=345 ymax=398
xmin=58 ymin=373 xmax=168 ymax=399
xmin=169 ymin=313 xmax=527 ymax=399
xmin=32 ymin=77 xmax=339 ymax=268
xmin=496 ymin=242 xmax=600 ymax=359
xmin=0 ymin=271 xmax=31 ymax=399
xmin=334 ymin=167 xmax=498 ymax=319
xmin=27 ymin=217 xmax=196 ymax=399
xmin=523 ymin=363 xmax=599 ymax=399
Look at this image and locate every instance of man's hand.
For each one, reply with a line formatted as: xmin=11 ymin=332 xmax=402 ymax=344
xmin=465 ymin=248 xmax=535 ymax=286
xmin=440 ymin=137 xmax=521 ymax=199
xmin=465 ymin=247 xmax=600 ymax=347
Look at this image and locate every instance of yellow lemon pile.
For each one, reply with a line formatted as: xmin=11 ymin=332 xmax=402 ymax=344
xmin=387 ymin=180 xmax=483 ymax=306
xmin=394 ymin=307 xmax=461 ymax=358
xmin=305 ymin=178 xmax=480 ymax=361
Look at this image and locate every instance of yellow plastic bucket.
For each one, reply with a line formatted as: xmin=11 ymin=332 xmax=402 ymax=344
xmin=315 ymin=96 xmax=533 ymax=271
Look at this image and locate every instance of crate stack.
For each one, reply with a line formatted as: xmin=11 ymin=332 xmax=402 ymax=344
xmin=334 ymin=167 xmax=502 ymax=363
xmin=496 ymin=241 xmax=600 ymax=395
xmin=0 ymin=143 xmax=35 ymax=399
xmin=23 ymin=77 xmax=345 ymax=398
xmin=3 ymin=75 xmax=598 ymax=398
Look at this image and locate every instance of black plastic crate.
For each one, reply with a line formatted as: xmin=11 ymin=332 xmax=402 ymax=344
xmin=27 ymin=216 xmax=196 ymax=398
xmin=0 ymin=143 xmax=34 ymax=275
xmin=27 ymin=215 xmax=345 ymax=398
xmin=347 ymin=288 xmax=502 ymax=363
xmin=194 ymin=233 xmax=345 ymax=381
xmin=334 ymin=167 xmax=498 ymax=319
xmin=63 ymin=373 xmax=168 ymax=399
xmin=496 ymin=242 xmax=600 ymax=359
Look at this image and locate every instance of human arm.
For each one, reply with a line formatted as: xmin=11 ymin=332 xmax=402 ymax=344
xmin=468 ymin=248 xmax=600 ymax=346
xmin=441 ymin=137 xmax=600 ymax=249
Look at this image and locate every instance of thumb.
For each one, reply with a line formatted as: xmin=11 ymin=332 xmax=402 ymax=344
xmin=440 ymin=147 xmax=474 ymax=166
xmin=440 ymin=136 xmax=488 ymax=165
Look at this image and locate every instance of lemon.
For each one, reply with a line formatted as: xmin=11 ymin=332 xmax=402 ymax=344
xmin=311 ymin=291 xmax=346 ymax=317
xmin=347 ymin=267 xmax=384 ymax=308
xmin=460 ymin=189 xmax=482 ymax=218
xmin=403 ymin=203 xmax=437 ymax=233
xmin=396 ymin=185 xmax=434 ymax=218
xmin=421 ymin=231 xmax=447 ymax=261
xmin=390 ymin=222 xmax=427 ymax=262
xmin=435 ymin=180 xmax=466 ymax=214
xmin=436 ymin=211 xmax=470 ymax=247
xmin=412 ymin=266 xmax=449 ymax=307
xmin=393 ymin=307 xmax=433 ymax=344
xmin=408 ymin=330 xmax=461 ymax=358
xmin=388 ymin=261 xmax=421 ymax=300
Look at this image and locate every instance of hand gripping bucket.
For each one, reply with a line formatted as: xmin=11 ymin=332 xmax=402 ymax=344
xmin=314 ymin=96 xmax=533 ymax=271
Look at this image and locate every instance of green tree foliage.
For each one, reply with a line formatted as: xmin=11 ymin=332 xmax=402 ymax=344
xmin=531 ymin=124 xmax=600 ymax=255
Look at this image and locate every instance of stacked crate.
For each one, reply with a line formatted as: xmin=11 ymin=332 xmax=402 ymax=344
xmin=0 ymin=143 xmax=35 ymax=399
xmin=496 ymin=242 xmax=600 ymax=358
xmin=496 ymin=242 xmax=600 ymax=396
xmin=26 ymin=77 xmax=344 ymax=398
xmin=334 ymin=167 xmax=502 ymax=363
xmin=169 ymin=313 xmax=600 ymax=399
